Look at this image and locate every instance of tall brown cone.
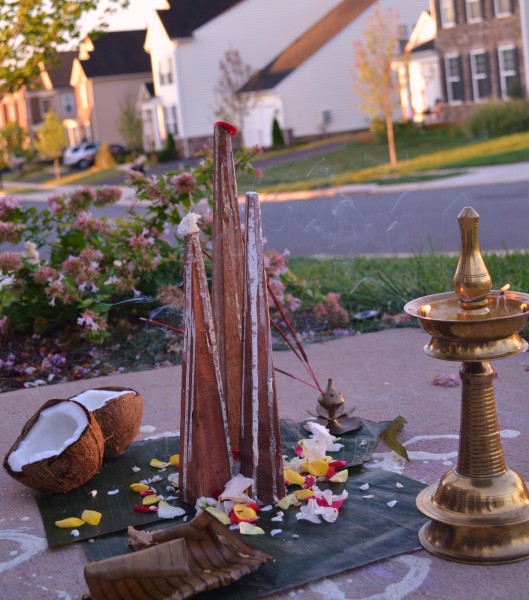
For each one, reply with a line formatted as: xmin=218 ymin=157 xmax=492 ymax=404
xmin=211 ymin=122 xmax=245 ymax=451
xmin=239 ymin=192 xmax=285 ymax=504
xmin=180 ymin=228 xmax=233 ymax=505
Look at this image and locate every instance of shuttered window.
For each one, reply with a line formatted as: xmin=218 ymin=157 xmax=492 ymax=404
xmin=440 ymin=0 xmax=456 ymax=27
xmin=498 ymin=45 xmax=521 ymax=98
xmin=445 ymin=54 xmax=464 ymax=102
xmin=470 ymin=50 xmax=492 ymax=100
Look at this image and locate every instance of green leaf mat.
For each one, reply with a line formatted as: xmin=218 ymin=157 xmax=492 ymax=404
xmin=37 ymin=417 xmax=409 ymax=550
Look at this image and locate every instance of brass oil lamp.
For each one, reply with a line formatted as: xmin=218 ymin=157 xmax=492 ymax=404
xmin=404 ymin=206 xmax=529 ymax=563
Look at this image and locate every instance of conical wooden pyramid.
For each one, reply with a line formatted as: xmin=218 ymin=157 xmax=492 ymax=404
xmin=211 ymin=122 xmax=245 ymax=451
xmin=239 ymin=192 xmax=285 ymax=504
xmin=179 ymin=223 xmax=233 ymax=505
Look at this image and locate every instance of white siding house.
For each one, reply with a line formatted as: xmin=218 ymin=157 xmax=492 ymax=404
xmin=143 ymin=0 xmax=344 ymax=156
xmin=242 ymin=0 xmax=430 ymax=148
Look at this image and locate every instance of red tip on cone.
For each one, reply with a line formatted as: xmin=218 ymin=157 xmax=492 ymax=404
xmin=215 ymin=121 xmax=238 ymax=136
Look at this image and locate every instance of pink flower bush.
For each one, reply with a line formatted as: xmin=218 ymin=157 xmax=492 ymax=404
xmin=0 ymin=222 xmax=23 ymax=244
xmin=172 ymin=172 xmax=196 ymax=194
xmin=0 ymin=251 xmax=22 ymax=273
xmin=0 ymin=196 xmax=20 ymax=219
xmin=313 ymin=292 xmax=349 ymax=328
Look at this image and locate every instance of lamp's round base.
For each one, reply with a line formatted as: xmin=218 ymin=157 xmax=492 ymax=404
xmin=417 ymin=472 xmax=529 ymax=564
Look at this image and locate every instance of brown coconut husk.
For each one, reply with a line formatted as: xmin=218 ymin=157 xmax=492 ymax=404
xmin=73 ymin=387 xmax=143 ymax=459
xmin=3 ymin=399 xmax=104 ymax=494
xmin=240 ymin=192 xmax=285 ymax=504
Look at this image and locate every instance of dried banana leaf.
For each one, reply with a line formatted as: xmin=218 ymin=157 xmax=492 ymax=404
xmin=85 ymin=511 xmax=272 ymax=600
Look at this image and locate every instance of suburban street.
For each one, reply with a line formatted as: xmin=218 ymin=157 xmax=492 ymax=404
xmin=9 ymin=176 xmax=529 ymax=257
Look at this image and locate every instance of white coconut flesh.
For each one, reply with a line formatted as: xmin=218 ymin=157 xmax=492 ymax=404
xmin=71 ymin=389 xmax=136 ymax=411
xmin=8 ymin=402 xmax=89 ymax=472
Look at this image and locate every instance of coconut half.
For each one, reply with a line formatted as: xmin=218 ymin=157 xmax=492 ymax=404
xmin=71 ymin=387 xmax=143 ymax=459
xmin=3 ymin=399 xmax=104 ymax=494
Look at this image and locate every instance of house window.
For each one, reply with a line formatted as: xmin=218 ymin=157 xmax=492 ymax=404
xmin=470 ymin=50 xmax=491 ymax=100
xmin=159 ymin=58 xmax=174 ymax=86
xmin=61 ymin=93 xmax=75 ymax=116
xmin=498 ymin=45 xmax=521 ymax=98
xmin=445 ymin=54 xmax=464 ymax=103
xmin=40 ymin=98 xmax=51 ymax=114
xmin=465 ymin=0 xmax=482 ymax=22
xmin=440 ymin=0 xmax=456 ymax=27
xmin=163 ymin=105 xmax=178 ymax=135
xmin=166 ymin=58 xmax=173 ymax=85
xmin=494 ymin=0 xmax=513 ymax=16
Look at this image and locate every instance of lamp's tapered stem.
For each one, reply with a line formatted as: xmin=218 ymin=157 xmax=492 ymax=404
xmin=457 ymin=361 xmax=507 ymax=478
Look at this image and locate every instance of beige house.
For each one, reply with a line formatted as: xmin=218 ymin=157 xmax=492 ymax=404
xmin=70 ymin=30 xmax=152 ymax=146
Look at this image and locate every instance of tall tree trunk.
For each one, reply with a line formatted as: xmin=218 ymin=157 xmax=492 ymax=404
xmin=386 ymin=114 xmax=397 ymax=166
xmin=53 ymin=157 xmax=61 ymax=181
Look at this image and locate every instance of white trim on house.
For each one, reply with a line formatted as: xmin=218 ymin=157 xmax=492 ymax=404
xmin=470 ymin=48 xmax=490 ymax=101
xmin=439 ymin=0 xmax=456 ymax=28
xmin=445 ymin=52 xmax=463 ymax=104
xmin=465 ymin=0 xmax=483 ymax=23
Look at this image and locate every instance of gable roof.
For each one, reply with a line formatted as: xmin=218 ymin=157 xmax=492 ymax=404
xmin=47 ymin=51 xmax=78 ymax=88
xmin=242 ymin=0 xmax=376 ymax=92
xmin=157 ymin=0 xmax=242 ymax=39
xmin=80 ymin=30 xmax=151 ymax=78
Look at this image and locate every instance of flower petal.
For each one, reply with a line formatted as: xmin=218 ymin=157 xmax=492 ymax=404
xmin=158 ymin=501 xmax=186 ymax=519
xmin=284 ymin=469 xmax=305 ymax=486
xmin=300 ymin=459 xmax=330 ymax=477
xmin=239 ymin=522 xmax=265 ymax=535
xmin=328 ymin=469 xmax=348 ymax=483
xmin=205 ymin=506 xmax=231 ymax=525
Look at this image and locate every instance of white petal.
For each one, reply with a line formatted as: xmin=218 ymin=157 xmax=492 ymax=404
xmin=387 ymin=500 xmax=398 ymax=508
xmin=296 ymin=499 xmax=322 ymax=524
xmin=158 ymin=500 xmax=186 ymax=519
xmin=270 ymin=529 xmax=282 ymax=537
xmin=271 ymin=511 xmax=284 ymax=522
xmin=396 ymin=482 xmax=404 ymax=489
xmin=219 ymin=474 xmax=254 ymax=503
xmin=359 ymin=483 xmax=369 ymax=491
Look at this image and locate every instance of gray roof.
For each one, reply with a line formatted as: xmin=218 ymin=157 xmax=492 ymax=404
xmin=157 ymin=0 xmax=242 ymax=39
xmin=81 ymin=30 xmax=150 ymax=78
xmin=242 ymin=0 xmax=377 ymax=92
xmin=46 ymin=52 xmax=78 ymax=88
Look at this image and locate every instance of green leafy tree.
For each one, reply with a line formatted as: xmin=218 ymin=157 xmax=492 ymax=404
xmin=272 ymin=116 xmax=285 ymax=148
xmin=352 ymin=6 xmax=401 ymax=166
xmin=95 ymin=143 xmax=116 ymax=169
xmin=34 ymin=110 xmax=65 ymax=180
xmin=0 ymin=0 xmax=129 ymax=95
xmin=118 ymin=95 xmax=143 ymax=151
xmin=0 ymin=122 xmax=28 ymax=160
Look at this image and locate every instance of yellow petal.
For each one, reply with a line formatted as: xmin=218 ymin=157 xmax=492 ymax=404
xmin=142 ymin=494 xmax=160 ymax=506
xmin=150 ymin=458 xmax=170 ymax=469
xmin=329 ymin=469 xmax=349 ymax=483
xmin=284 ymin=469 xmax=305 ymax=486
xmin=301 ymin=459 xmax=329 ymax=477
xmin=81 ymin=510 xmax=102 ymax=526
xmin=205 ymin=506 xmax=231 ymax=525
xmin=276 ymin=493 xmax=298 ymax=510
xmin=130 ymin=483 xmax=151 ymax=493
xmin=55 ymin=517 xmax=85 ymax=528
xmin=233 ymin=503 xmax=257 ymax=521
xmin=239 ymin=522 xmax=265 ymax=535
xmin=294 ymin=489 xmax=315 ymax=500
xmin=169 ymin=454 xmax=180 ymax=467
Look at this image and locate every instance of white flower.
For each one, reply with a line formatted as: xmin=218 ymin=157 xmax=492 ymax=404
xmin=158 ymin=500 xmax=186 ymax=519
xmin=177 ymin=212 xmax=201 ymax=236
xmin=24 ymin=242 xmax=40 ymax=264
xmin=296 ymin=498 xmax=322 ymax=524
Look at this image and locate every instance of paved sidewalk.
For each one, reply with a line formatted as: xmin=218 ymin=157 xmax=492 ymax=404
xmin=2 ymin=328 xmax=529 ymax=599
xmin=4 ymin=160 xmax=529 ymax=206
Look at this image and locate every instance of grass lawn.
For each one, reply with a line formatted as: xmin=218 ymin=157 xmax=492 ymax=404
xmin=238 ymin=127 xmax=529 ymax=193
xmin=287 ymin=251 xmax=529 ymax=316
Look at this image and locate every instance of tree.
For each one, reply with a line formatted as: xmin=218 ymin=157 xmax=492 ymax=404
xmin=352 ymin=6 xmax=402 ymax=166
xmin=0 ymin=0 xmax=128 ymax=95
xmin=34 ymin=110 xmax=65 ymax=180
xmin=118 ymin=96 xmax=143 ymax=151
xmin=0 ymin=122 xmax=28 ymax=161
xmin=213 ymin=49 xmax=255 ymax=131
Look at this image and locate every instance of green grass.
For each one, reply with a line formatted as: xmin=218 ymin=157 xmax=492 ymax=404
xmin=238 ymin=127 xmax=529 ymax=193
xmin=287 ymin=251 xmax=529 ymax=316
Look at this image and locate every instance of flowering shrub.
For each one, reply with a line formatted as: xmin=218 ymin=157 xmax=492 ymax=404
xmin=0 ymin=145 xmax=301 ymax=341
xmin=313 ymin=292 xmax=350 ymax=328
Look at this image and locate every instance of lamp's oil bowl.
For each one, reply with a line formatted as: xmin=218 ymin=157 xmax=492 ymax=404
xmin=404 ymin=291 xmax=529 ymax=361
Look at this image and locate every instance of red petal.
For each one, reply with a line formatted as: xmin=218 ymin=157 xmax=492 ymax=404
xmin=325 ymin=466 xmax=337 ymax=480
xmin=329 ymin=460 xmax=347 ymax=469
xmin=232 ymin=448 xmax=240 ymax=461
xmin=133 ymin=505 xmax=158 ymax=513
xmin=247 ymin=503 xmax=261 ymax=512
xmin=215 ymin=121 xmax=237 ymax=136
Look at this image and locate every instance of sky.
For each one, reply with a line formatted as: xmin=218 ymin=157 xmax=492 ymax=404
xmin=80 ymin=0 xmax=168 ymax=34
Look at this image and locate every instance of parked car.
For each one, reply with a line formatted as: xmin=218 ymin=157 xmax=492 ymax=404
xmin=63 ymin=141 xmax=100 ymax=169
